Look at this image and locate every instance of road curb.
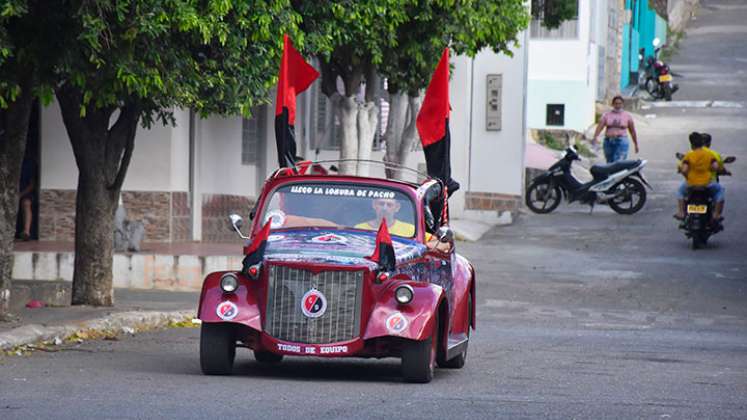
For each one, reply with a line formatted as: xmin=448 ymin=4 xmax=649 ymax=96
xmin=0 ymin=309 xmax=195 ymax=351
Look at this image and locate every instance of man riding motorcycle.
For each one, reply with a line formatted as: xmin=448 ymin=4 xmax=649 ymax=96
xmin=674 ymin=132 xmax=724 ymax=223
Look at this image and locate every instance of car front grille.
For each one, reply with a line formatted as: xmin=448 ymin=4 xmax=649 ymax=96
xmin=264 ymin=265 xmax=363 ymax=344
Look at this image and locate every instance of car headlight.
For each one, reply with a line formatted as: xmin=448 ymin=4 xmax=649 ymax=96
xmin=220 ymin=273 xmax=239 ymax=293
xmin=395 ymin=285 xmax=414 ymax=305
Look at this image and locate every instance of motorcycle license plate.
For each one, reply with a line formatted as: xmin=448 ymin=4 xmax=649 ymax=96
xmin=687 ymin=204 xmax=707 ymax=214
xmin=659 ymin=74 xmax=673 ymax=82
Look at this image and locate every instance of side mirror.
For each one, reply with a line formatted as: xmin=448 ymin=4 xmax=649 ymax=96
xmin=653 ymin=37 xmax=660 ymax=47
xmin=436 ymin=226 xmax=454 ymax=244
xmin=723 ymin=156 xmax=736 ymax=164
xmin=228 ymin=214 xmax=249 ymax=239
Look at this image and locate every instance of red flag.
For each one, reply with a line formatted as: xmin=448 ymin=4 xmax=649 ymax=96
xmin=417 ymin=48 xmax=450 ymax=146
xmin=367 ymin=220 xmax=396 ymax=272
xmin=416 ymin=48 xmax=459 ymax=198
xmin=275 ymin=34 xmax=319 ymax=168
xmin=242 ymin=220 xmax=271 ymax=268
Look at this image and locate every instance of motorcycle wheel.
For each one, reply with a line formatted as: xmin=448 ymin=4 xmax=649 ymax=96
xmin=608 ymin=178 xmax=647 ymax=215
xmin=645 ymin=79 xmax=658 ymax=97
xmin=525 ymin=181 xmax=561 ymax=214
xmin=691 ymin=232 xmax=708 ymax=250
xmin=663 ymin=84 xmax=672 ymax=101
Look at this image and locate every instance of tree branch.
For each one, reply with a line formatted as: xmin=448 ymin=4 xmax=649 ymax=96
xmin=107 ymin=103 xmax=141 ymax=192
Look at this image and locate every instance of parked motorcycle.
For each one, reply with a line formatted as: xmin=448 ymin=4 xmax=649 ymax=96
xmin=639 ymin=38 xmax=679 ymax=101
xmin=526 ymin=146 xmax=650 ymax=215
xmin=676 ymin=154 xmax=735 ymax=249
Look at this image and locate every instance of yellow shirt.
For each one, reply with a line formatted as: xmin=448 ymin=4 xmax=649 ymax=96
xmin=704 ymin=147 xmax=724 ymax=182
xmin=355 ymin=220 xmax=416 ymax=238
xmin=682 ymin=148 xmax=716 ymax=186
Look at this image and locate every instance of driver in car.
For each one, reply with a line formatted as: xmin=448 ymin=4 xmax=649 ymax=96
xmin=356 ymin=198 xmax=416 ymax=238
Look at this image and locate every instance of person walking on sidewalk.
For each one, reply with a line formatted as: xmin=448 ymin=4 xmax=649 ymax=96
xmin=592 ymin=95 xmax=639 ymax=163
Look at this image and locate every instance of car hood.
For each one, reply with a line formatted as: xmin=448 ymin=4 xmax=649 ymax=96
xmin=263 ymin=228 xmax=426 ymax=266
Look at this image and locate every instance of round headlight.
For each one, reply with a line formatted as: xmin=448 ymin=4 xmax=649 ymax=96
xmin=395 ymin=285 xmax=414 ymax=305
xmin=220 ymin=273 xmax=239 ymax=293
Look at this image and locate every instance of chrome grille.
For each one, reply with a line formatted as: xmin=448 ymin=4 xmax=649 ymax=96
xmin=265 ymin=265 xmax=363 ymax=344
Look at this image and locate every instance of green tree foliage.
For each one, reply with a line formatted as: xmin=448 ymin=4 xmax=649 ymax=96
xmin=16 ymin=0 xmax=297 ymax=306
xmin=381 ymin=0 xmax=530 ymax=95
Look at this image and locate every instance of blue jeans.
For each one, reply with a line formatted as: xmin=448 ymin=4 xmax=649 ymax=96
xmin=603 ymin=136 xmax=629 ymax=163
xmin=677 ymin=181 xmax=725 ymax=202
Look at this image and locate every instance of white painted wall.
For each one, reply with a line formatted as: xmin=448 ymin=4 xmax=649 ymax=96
xmin=195 ymin=115 xmax=258 ymax=197
xmin=466 ymin=41 xmax=528 ymax=197
xmin=40 ymin=100 xmax=181 ymax=192
xmin=170 ymin=109 xmax=190 ymax=192
xmin=527 ymin=0 xmax=597 ymax=132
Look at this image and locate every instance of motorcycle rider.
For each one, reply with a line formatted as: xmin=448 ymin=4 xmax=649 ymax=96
xmin=674 ymin=132 xmax=724 ymax=222
xmin=701 ymin=133 xmax=729 ymax=179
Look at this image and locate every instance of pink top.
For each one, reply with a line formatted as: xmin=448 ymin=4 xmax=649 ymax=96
xmin=600 ymin=110 xmax=633 ymax=138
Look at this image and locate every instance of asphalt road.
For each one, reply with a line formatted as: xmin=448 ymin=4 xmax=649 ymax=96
xmin=1 ymin=1 xmax=746 ymax=419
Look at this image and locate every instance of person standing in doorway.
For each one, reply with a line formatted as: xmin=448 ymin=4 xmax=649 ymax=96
xmin=592 ymin=95 xmax=639 ymax=163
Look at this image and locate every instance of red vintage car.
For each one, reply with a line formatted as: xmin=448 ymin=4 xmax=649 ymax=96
xmin=197 ymin=164 xmax=475 ymax=383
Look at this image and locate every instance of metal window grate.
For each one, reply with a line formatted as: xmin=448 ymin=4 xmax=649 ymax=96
xmin=242 ymin=105 xmax=266 ymax=165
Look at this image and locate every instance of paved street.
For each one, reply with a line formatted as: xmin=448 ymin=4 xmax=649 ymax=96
xmin=1 ymin=1 xmax=746 ymax=419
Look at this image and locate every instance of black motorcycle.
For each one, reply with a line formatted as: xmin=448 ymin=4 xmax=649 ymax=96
xmin=526 ymin=147 xmax=650 ymax=214
xmin=638 ymin=39 xmax=679 ymax=101
xmin=677 ymin=155 xmax=735 ymax=249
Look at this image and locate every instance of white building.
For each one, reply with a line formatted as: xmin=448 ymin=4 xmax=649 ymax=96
xmin=30 ymin=34 xmax=529 ymax=244
xmin=527 ymin=0 xmax=614 ymax=133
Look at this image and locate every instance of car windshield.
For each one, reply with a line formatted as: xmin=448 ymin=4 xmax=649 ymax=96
xmin=260 ymin=182 xmax=417 ymax=238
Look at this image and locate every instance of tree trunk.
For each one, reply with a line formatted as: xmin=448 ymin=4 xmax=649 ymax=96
xmin=355 ymin=100 xmax=378 ymax=177
xmin=338 ymin=96 xmax=359 ymax=175
xmin=56 ymin=85 xmax=140 ymax=306
xmin=0 ymin=80 xmax=34 ymax=319
xmin=384 ymin=92 xmax=422 ymax=180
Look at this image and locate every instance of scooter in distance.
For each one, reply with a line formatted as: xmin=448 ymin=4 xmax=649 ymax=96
xmin=640 ymin=38 xmax=679 ymax=101
xmin=526 ymin=146 xmax=651 ymax=214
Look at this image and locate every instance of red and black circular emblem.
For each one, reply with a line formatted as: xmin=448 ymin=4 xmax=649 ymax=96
xmin=301 ymin=289 xmax=327 ymax=318
xmin=216 ymin=301 xmax=238 ymax=320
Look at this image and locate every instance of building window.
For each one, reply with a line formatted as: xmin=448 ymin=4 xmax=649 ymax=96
xmin=546 ymin=104 xmax=565 ymax=126
xmin=242 ymin=105 xmax=267 ymax=165
xmin=530 ymin=0 xmax=579 ymax=39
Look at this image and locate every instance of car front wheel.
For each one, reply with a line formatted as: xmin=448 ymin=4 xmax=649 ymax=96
xmin=200 ymin=323 xmax=236 ymax=375
xmin=401 ymin=319 xmax=437 ymax=383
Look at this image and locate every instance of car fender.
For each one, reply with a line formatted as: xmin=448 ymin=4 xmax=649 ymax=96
xmin=197 ymin=271 xmax=262 ymax=331
xmin=363 ymin=281 xmax=445 ymax=341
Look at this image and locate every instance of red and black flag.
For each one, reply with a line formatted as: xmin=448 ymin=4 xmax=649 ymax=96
xmin=242 ymin=220 xmax=272 ymax=271
xmin=416 ymin=47 xmax=460 ymax=197
xmin=367 ymin=220 xmax=396 ymax=272
xmin=275 ymin=34 xmax=319 ymax=168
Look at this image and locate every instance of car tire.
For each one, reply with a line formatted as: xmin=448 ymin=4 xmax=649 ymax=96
xmin=401 ymin=321 xmax=437 ymax=383
xmin=200 ymin=323 xmax=236 ymax=375
xmin=254 ymin=350 xmax=284 ymax=364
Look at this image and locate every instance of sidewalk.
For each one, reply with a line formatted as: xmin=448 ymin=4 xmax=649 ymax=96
xmin=0 ymin=288 xmax=198 ymax=351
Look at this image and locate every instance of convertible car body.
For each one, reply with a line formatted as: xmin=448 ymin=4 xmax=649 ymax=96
xmin=197 ymin=165 xmax=476 ymax=383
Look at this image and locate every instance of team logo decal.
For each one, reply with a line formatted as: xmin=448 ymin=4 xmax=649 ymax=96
xmin=216 ymin=301 xmax=238 ymax=320
xmin=301 ymin=289 xmax=327 ymax=318
xmin=310 ymin=233 xmax=347 ymax=244
xmin=386 ymin=312 xmax=408 ymax=334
